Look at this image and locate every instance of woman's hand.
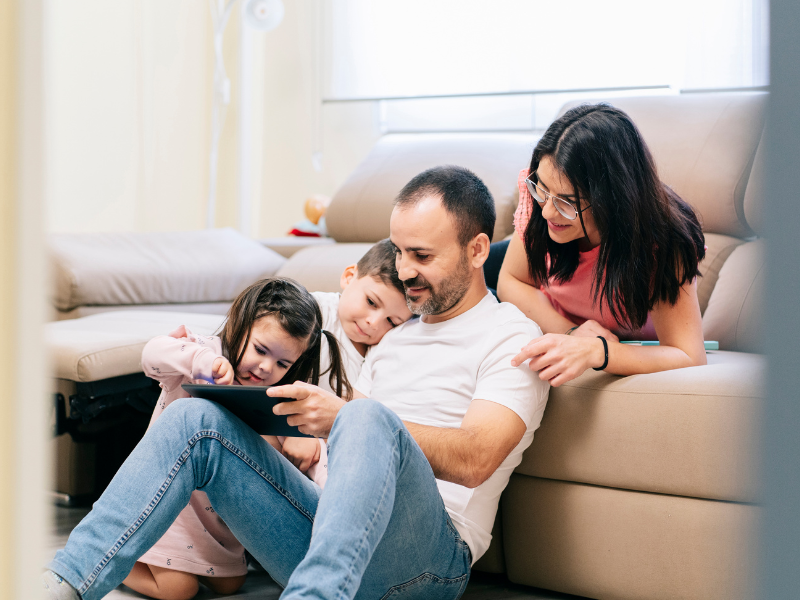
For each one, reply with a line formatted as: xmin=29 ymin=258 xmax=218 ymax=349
xmin=281 ymin=436 xmax=321 ymax=472
xmin=212 ymin=357 xmax=235 ymax=385
xmin=511 ymin=334 xmax=607 ymax=387
xmin=570 ymin=319 xmax=619 ymax=343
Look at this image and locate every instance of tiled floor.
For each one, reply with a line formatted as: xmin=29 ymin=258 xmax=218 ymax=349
xmin=48 ymin=506 xmax=585 ymax=600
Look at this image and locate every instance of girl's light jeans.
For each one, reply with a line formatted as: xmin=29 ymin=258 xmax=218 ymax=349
xmin=49 ymin=397 xmax=472 ymax=600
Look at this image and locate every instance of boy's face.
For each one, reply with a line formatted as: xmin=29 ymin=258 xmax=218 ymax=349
xmin=338 ymin=266 xmax=413 ymax=347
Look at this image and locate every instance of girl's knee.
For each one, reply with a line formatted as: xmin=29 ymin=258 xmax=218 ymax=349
xmin=125 ymin=564 xmax=200 ymax=600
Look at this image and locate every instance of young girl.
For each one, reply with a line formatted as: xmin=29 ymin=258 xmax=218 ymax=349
xmin=498 ymin=103 xmax=708 ymax=385
xmin=124 ymin=277 xmax=352 ymax=600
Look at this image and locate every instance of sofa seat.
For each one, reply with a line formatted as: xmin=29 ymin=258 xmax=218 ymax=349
xmin=498 ymin=352 xmax=764 ymax=599
xmin=517 ymin=351 xmax=764 ymax=503
xmin=502 ymin=476 xmax=758 ymax=600
xmin=48 ymin=310 xmax=226 ymax=383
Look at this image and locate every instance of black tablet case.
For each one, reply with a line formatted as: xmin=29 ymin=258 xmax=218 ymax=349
xmin=181 ymin=384 xmax=313 ymax=438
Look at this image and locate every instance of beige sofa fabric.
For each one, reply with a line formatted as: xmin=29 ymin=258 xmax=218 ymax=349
xmin=703 ymin=239 xmax=766 ymax=353
xmin=51 ymin=228 xmax=286 ymax=311
xmin=560 ymin=92 xmax=766 ymax=238
xmin=743 ymin=134 xmax=765 ymax=237
xmin=696 ymin=232 xmax=745 ymax=314
xmin=275 ymin=243 xmax=375 ymax=294
xmin=53 ymin=302 xmax=232 ymax=321
xmin=48 ymin=311 xmax=225 ymax=382
xmin=502 ymin=476 xmax=758 ymax=600
xmin=325 ymin=133 xmax=537 ymax=244
xmin=516 ymin=351 xmax=764 ymax=503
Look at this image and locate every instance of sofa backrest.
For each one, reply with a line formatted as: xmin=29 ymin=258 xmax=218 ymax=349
xmin=325 ymin=133 xmax=537 ymax=243
xmin=559 ymin=92 xmax=767 ymax=239
xmin=701 ymin=130 xmax=767 ymax=354
xmin=50 ymin=228 xmax=286 ymax=319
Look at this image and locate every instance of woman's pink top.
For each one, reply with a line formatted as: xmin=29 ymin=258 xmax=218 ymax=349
xmin=514 ymin=168 xmax=658 ymax=341
xmin=137 ymin=325 xmax=327 ymax=577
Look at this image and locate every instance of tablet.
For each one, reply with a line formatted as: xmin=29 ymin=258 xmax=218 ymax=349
xmin=181 ymin=383 xmax=313 ymax=438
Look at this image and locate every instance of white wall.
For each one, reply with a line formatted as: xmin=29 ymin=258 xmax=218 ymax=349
xmin=44 ymin=0 xmax=380 ymax=238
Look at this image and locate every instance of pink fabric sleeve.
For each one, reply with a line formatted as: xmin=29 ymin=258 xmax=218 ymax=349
xmin=141 ymin=326 xmax=222 ymax=392
xmin=513 ymin=168 xmax=533 ymax=241
xmin=305 ymin=439 xmax=328 ymax=488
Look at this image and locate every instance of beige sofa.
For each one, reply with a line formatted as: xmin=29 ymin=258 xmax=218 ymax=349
xmin=275 ymin=92 xmax=766 ymax=600
xmin=48 ymin=229 xmax=287 ymax=499
xmin=47 ymin=92 xmax=765 ymax=599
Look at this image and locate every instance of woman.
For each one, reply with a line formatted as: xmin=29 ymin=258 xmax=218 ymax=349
xmin=498 ymin=104 xmax=708 ymax=386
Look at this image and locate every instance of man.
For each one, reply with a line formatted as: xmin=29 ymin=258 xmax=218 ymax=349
xmin=46 ymin=166 xmax=549 ymax=600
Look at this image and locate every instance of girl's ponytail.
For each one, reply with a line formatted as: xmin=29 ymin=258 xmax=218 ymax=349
xmin=321 ymin=329 xmax=353 ymax=401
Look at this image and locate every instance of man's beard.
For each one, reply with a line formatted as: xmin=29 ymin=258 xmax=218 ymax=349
xmin=404 ymin=254 xmax=471 ymax=316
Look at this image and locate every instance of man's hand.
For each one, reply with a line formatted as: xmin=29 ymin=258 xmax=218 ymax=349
xmin=269 ymin=382 xmax=346 ymax=438
xmin=212 ymin=357 xmax=235 ymax=385
xmin=281 ymin=436 xmax=321 ymax=472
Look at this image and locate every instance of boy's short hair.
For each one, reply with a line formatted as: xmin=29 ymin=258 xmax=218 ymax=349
xmin=356 ymin=239 xmax=404 ymax=295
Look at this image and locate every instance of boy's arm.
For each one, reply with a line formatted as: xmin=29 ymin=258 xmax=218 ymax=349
xmin=141 ymin=326 xmax=222 ymax=392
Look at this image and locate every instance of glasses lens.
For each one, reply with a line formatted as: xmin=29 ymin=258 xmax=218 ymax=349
xmin=553 ymin=197 xmax=578 ymax=220
xmin=525 ymin=179 xmax=545 ymax=205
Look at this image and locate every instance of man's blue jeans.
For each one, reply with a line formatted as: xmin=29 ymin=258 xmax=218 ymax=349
xmin=49 ymin=397 xmax=472 ymax=600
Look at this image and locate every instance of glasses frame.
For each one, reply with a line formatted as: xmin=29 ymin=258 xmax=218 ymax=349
xmin=525 ymin=172 xmax=591 ymax=221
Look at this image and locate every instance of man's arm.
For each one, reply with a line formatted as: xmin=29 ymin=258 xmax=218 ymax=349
xmin=404 ymin=400 xmax=527 ymax=489
xmin=314 ymin=387 xmax=526 ymax=488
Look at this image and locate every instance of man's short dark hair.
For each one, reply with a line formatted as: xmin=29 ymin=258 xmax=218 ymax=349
xmin=356 ymin=238 xmax=405 ymax=295
xmin=394 ymin=165 xmax=496 ymax=245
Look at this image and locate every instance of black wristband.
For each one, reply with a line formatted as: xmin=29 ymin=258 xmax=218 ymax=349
xmin=593 ymin=336 xmax=609 ymax=371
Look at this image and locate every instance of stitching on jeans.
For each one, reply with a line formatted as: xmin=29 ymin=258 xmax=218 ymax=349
xmin=79 ymin=430 xmax=315 ymax=595
xmin=78 ymin=442 xmax=192 ymax=595
xmin=378 ymin=572 xmax=470 ymax=600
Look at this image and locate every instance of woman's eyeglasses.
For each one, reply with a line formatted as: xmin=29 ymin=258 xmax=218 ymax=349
xmin=525 ymin=173 xmax=591 ymax=221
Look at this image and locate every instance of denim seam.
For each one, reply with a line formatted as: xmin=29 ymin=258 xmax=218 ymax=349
xmin=78 ymin=429 xmax=314 ymax=596
xmin=378 ymin=572 xmax=471 ymax=600
xmin=335 ymin=428 xmax=402 ymax=600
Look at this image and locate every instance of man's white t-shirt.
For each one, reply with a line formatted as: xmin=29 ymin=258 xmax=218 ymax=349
xmin=355 ymin=292 xmax=549 ymax=563
xmin=313 ymin=291 xmax=366 ymax=396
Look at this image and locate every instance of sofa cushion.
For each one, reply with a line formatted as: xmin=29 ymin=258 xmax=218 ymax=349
xmin=516 ymin=351 xmax=764 ymax=503
xmin=325 ymin=133 xmax=537 ymax=244
xmin=559 ymin=92 xmax=767 ymax=239
xmin=502 ymin=476 xmax=758 ymax=600
xmin=48 ymin=311 xmax=225 ymax=382
xmin=51 ymin=228 xmax=286 ymax=311
xmin=696 ymin=232 xmax=745 ymax=315
xmin=702 ymin=239 xmax=765 ymax=353
xmin=275 ymin=243 xmax=375 ymax=293
xmin=743 ymin=133 xmax=765 ymax=237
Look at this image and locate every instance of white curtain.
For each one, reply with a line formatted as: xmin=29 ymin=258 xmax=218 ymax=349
xmin=325 ymin=0 xmax=768 ymax=100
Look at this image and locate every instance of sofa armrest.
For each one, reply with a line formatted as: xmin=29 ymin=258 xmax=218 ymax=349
xmin=517 ymin=351 xmax=765 ymax=503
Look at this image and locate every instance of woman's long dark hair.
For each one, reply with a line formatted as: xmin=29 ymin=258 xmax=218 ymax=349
xmin=524 ymin=104 xmax=706 ymax=330
xmin=218 ymin=277 xmax=352 ymax=400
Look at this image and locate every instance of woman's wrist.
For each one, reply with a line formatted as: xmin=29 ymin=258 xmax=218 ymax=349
xmin=592 ymin=336 xmax=609 ymax=371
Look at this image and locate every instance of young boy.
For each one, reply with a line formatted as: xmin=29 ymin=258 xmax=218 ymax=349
xmin=281 ymin=238 xmax=412 ymax=481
